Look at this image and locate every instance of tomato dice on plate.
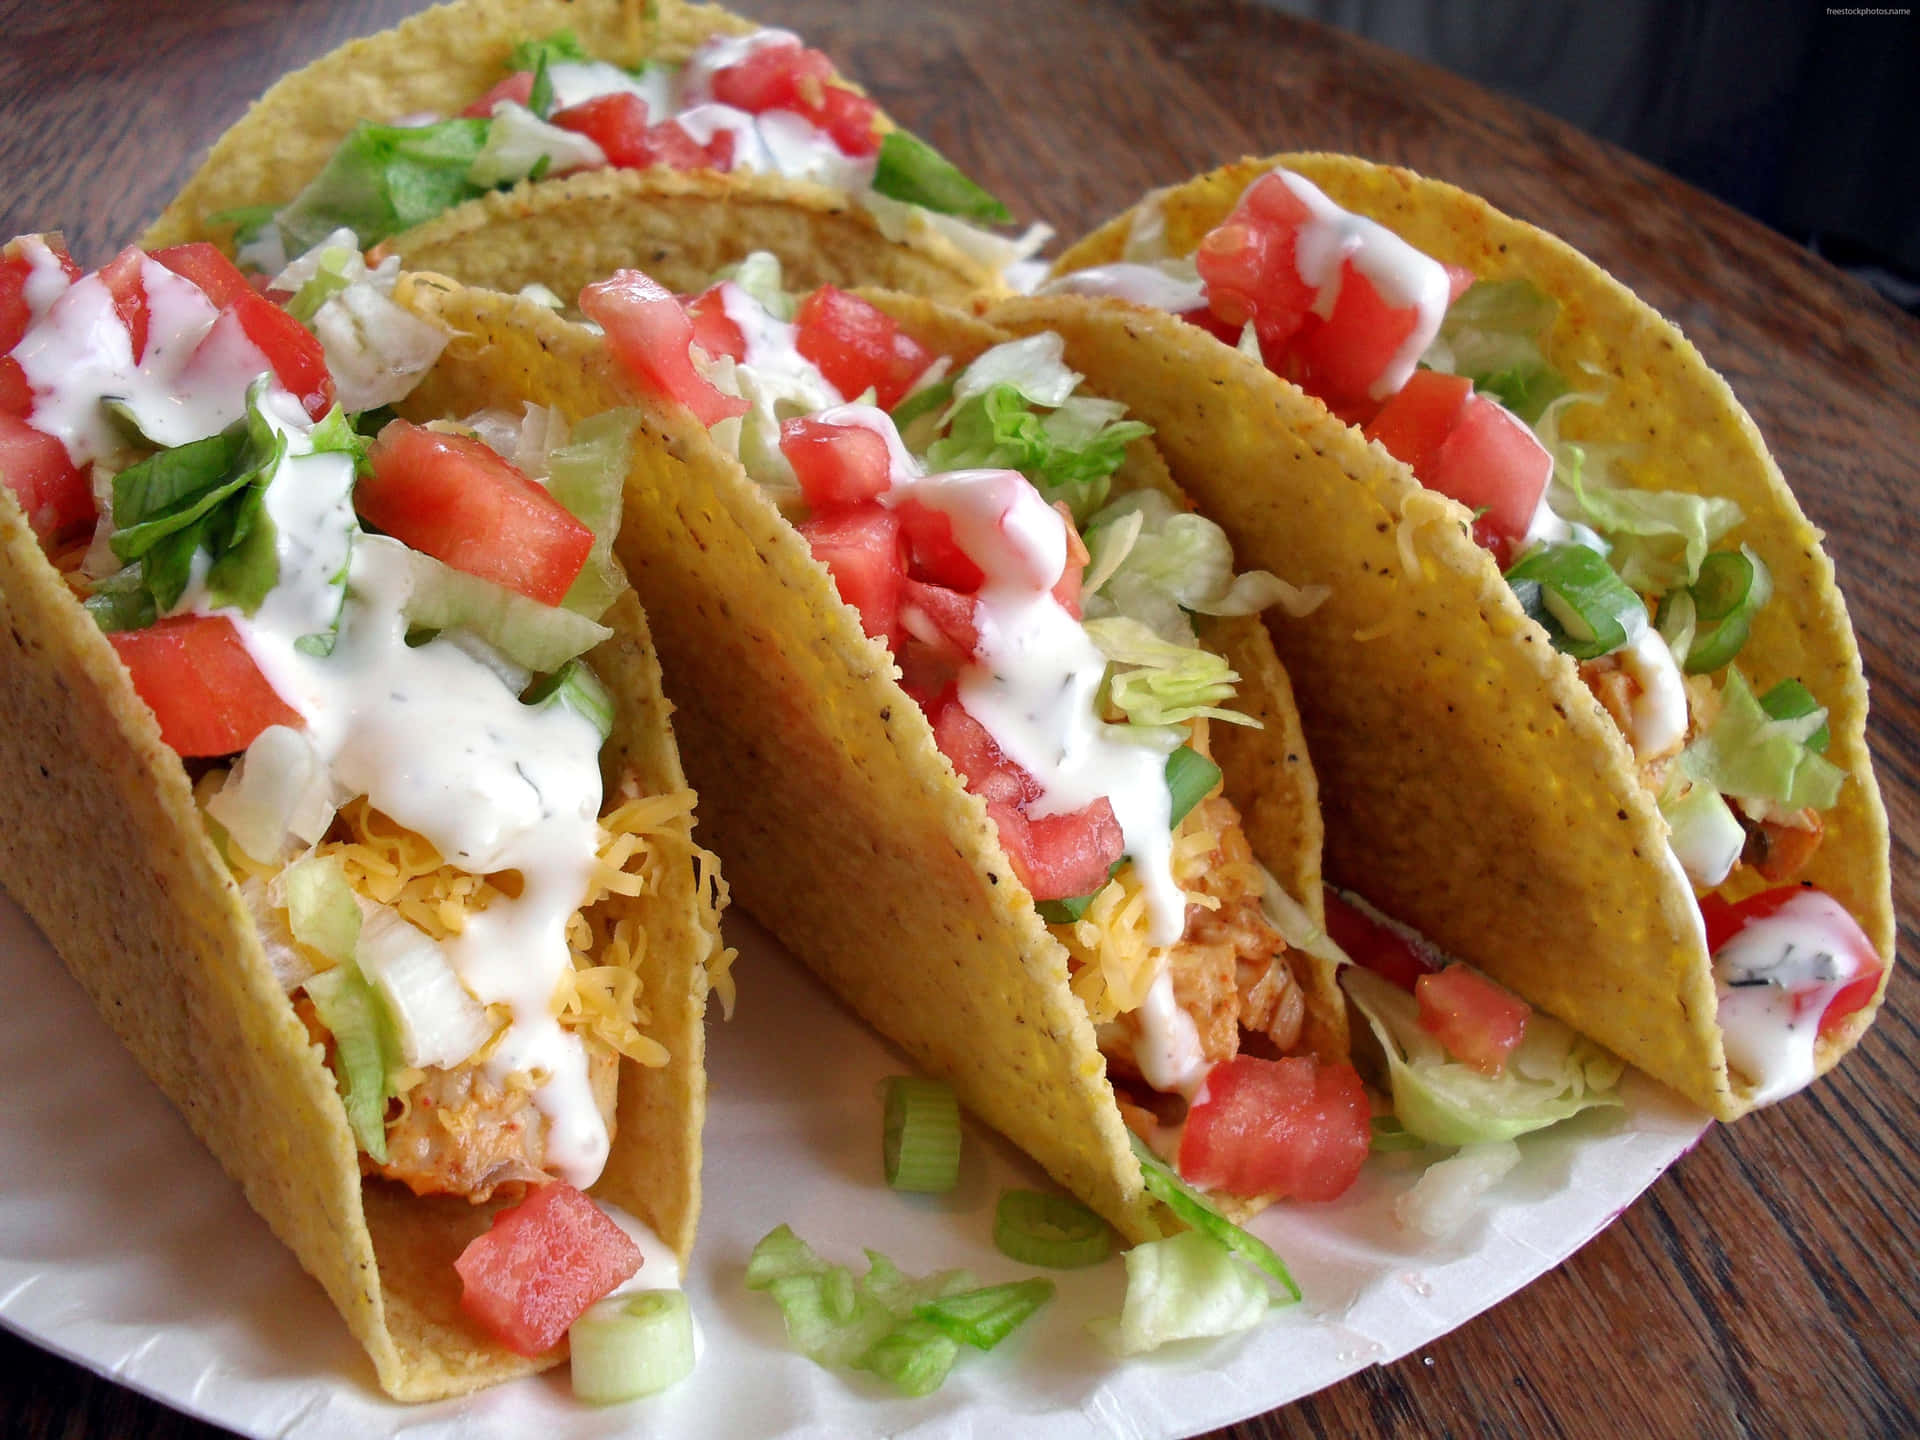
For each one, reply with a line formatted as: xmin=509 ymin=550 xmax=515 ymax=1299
xmin=580 ymin=269 xmax=748 ymax=427
xmin=796 ymin=503 xmax=907 ymax=641
xmin=1416 ymin=964 xmax=1530 ymax=1075
xmin=108 ymin=615 xmax=303 ymax=758
xmin=779 ymin=415 xmax=892 ymax=509
xmin=1699 ymin=886 xmax=1883 ymax=1040
xmin=0 ymin=411 xmax=95 ymax=545
xmin=1178 ymin=1054 xmax=1371 ymax=1203
xmin=361 ymin=420 xmax=594 ymax=606
xmin=794 ymin=286 xmax=932 ymax=411
xmin=454 ymin=1183 xmax=643 ymax=1358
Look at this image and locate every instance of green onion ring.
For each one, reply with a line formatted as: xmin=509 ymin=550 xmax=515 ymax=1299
xmin=993 ymin=1189 xmax=1113 ymax=1268
xmin=881 ymin=1076 xmax=961 ymax=1192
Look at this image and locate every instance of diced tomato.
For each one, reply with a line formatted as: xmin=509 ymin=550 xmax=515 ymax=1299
xmin=793 ymin=286 xmax=932 ymax=411
xmin=1424 ymin=393 xmax=1553 ymax=551
xmin=1051 ymin=502 xmax=1089 ymax=617
xmin=899 ymin=579 xmax=979 ymax=661
xmin=1017 ymin=799 xmax=1123 ymax=900
xmin=1363 ymin=368 xmax=1474 ymax=479
xmin=1177 ymin=1055 xmax=1371 ymax=1203
xmin=361 ymin=420 xmax=594 ymax=605
xmin=150 ymin=242 xmax=251 ymax=308
xmin=462 ymin=69 xmax=536 ymax=118
xmin=2 ymin=236 xmax=79 ymax=355
xmin=811 ymin=83 xmax=882 ymax=157
xmin=1177 ymin=305 xmax=1248 ymax=349
xmin=1471 ymin=512 xmax=1517 ymax=573
xmin=779 ymin=415 xmax=892 ymax=509
xmin=108 ymin=615 xmax=302 ymax=757
xmin=1416 ymin=964 xmax=1530 ymax=1075
xmin=929 ymin=691 xmax=1038 ymax=807
xmin=1321 ymin=886 xmax=1436 ymax=992
xmin=684 ymin=285 xmax=746 ymax=363
xmin=1698 ymin=887 xmax=1883 ymax=1040
xmin=708 ymin=37 xmax=833 ymax=112
xmin=1287 ymin=259 xmax=1423 ymax=407
xmin=99 ymin=246 xmax=150 ymax=364
xmin=797 ymin=503 xmax=907 ymax=641
xmin=1196 ymin=172 xmax=1317 ymax=349
xmin=1442 ymin=263 xmax=1477 ymax=303
xmin=0 ymin=412 xmax=93 ymax=546
xmin=454 ymin=1183 xmax=643 ymax=1358
xmin=896 ymin=498 xmax=984 ymax=591
xmin=582 ymin=270 xmax=748 ymax=427
xmin=0 ymin=360 xmax=31 ymax=419
xmin=552 ymin=92 xmax=651 ymax=165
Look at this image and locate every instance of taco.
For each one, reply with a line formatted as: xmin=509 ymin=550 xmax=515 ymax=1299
xmin=0 ymin=233 xmax=726 ymax=1399
xmin=142 ymin=0 xmax=1040 ymax=304
xmin=393 ymin=248 xmax=1369 ymax=1237
xmin=999 ymin=152 xmax=1893 ymax=1120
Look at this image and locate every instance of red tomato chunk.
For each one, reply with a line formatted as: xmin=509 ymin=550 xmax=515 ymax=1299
xmin=462 ymin=70 xmax=536 ymax=118
xmin=1321 ymin=886 xmax=1435 ymax=993
xmin=1363 ymin=368 xmax=1473 ymax=479
xmin=1416 ymin=964 xmax=1530 ymax=1076
xmin=796 ymin=503 xmax=907 ymax=642
xmin=1178 ymin=1055 xmax=1370 ymax=1203
xmin=708 ymin=40 xmax=881 ymax=155
xmin=793 ymin=287 xmax=932 ymax=411
xmin=1699 ymin=886 xmax=1883 ymax=1040
xmin=1424 ymin=394 xmax=1552 ymax=551
xmin=552 ymin=93 xmax=734 ymax=172
xmin=109 ymin=615 xmax=302 ymax=757
xmin=580 ymin=269 xmax=748 ymax=427
xmin=151 ymin=243 xmax=335 ymax=420
xmin=454 ymin=1183 xmax=643 ymax=1358
xmin=0 ymin=412 xmax=93 ymax=546
xmin=361 ymin=420 xmax=594 ymax=607
xmin=779 ymin=415 xmax=892 ymax=509
xmin=683 ymin=286 xmax=746 ymax=364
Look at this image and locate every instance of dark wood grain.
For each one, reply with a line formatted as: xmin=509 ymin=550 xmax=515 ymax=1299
xmin=1 ymin=1 xmax=1914 ymax=1437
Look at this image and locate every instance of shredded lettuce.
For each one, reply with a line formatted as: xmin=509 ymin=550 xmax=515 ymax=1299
xmin=923 ymin=382 xmax=1148 ymax=523
xmin=1544 ymin=426 xmax=1744 ymax=593
xmin=1083 ymin=617 xmax=1256 ymax=728
xmin=310 ymin=284 xmax=450 ymax=414
xmin=1343 ymin=967 xmax=1624 ymax=1146
xmin=1087 ymin=1230 xmax=1270 ymax=1357
xmin=714 ymin=250 xmax=797 ymax=321
xmin=1658 ymin=772 xmax=1745 ymax=888
xmin=1427 ymin=279 xmax=1569 ymax=424
xmin=280 ymin=851 xmax=362 ymax=965
xmin=467 ymin=102 xmax=605 ymax=188
xmin=303 ymin=960 xmax=402 ymax=1162
xmin=1680 ymin=668 xmax=1845 ymax=812
xmin=946 ymin=334 xmax=1082 ymax=413
xmin=543 ymin=410 xmax=636 ymax=619
xmin=274 ymin=119 xmax=491 ymax=257
xmin=207 ymin=727 xmax=341 ymax=865
xmin=1394 ymin=1141 xmax=1522 ymax=1238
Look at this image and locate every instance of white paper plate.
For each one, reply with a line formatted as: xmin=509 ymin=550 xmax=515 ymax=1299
xmin=0 ymin=897 xmax=1708 ymax=1438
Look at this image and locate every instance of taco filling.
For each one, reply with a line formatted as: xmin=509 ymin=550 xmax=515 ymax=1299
xmin=1043 ymin=168 xmax=1881 ymax=1105
xmin=582 ymin=251 xmax=1370 ymax=1205
xmin=227 ymin=24 xmax=1039 ymax=285
xmin=1 ymin=232 xmax=712 ymax=1354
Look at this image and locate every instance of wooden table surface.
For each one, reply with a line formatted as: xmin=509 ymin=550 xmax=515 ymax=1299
xmin=2 ymin=1 xmax=1914 ymax=1436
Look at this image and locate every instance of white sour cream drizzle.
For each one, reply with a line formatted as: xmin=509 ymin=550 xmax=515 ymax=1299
xmin=1712 ymin=890 xmax=1870 ymax=1106
xmin=19 ymin=281 xmax=614 ymax=1187
xmin=597 ymin=1201 xmax=706 ymax=1359
xmin=1617 ymin=624 xmax=1690 ymax=759
xmin=1132 ymin=967 xmax=1210 ymax=1096
xmin=1276 ymin=171 xmax=1452 ymax=399
xmin=808 ymin=403 xmax=1186 ymax=946
xmin=19 ymin=237 xmax=73 ymax=319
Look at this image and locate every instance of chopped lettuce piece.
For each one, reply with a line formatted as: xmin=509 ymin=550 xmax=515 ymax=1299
xmin=1343 ymin=967 xmax=1624 ymax=1146
xmin=922 ymin=382 xmax=1148 ymax=523
xmin=309 ymin=284 xmax=451 ymax=414
xmin=506 ymin=29 xmax=590 ymax=72
xmin=1429 ymin=279 xmax=1569 ymax=424
xmin=281 ymin=852 xmax=362 ymax=964
xmin=303 ymin=960 xmax=402 ymax=1162
xmin=523 ymin=659 xmax=616 ymax=742
xmin=1680 ymin=667 xmax=1845 ymax=812
xmin=947 ymin=334 xmax=1081 ymax=413
xmin=468 ymin=102 xmax=605 ymax=188
xmin=1394 ymin=1141 xmax=1522 ymax=1238
xmin=355 ymin=907 xmax=496 ymax=1069
xmin=543 ymin=410 xmax=635 ymax=619
xmin=275 ymin=119 xmax=491 ymax=256
xmin=207 ymin=726 xmax=341 ymax=864
xmin=714 ymin=250 xmax=798 ymax=321
xmin=1083 ymin=616 xmax=1255 ymax=728
xmin=1660 ymin=774 xmax=1745 ymax=888
xmin=870 ymin=129 xmax=1012 ymax=224
xmin=1544 ymin=429 xmax=1744 ymax=593
xmin=1088 ymin=1230 xmax=1271 ymax=1357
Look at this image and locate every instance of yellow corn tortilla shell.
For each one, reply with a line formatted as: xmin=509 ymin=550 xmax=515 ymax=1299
xmin=1027 ymin=151 xmax=1892 ymax=1120
xmin=0 ymin=368 xmax=720 ymax=1401
xmin=394 ymin=273 xmax=1339 ymax=1237
xmin=140 ymin=0 xmax=1000 ymax=303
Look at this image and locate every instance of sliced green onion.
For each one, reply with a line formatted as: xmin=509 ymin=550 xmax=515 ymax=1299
xmin=1760 ymin=678 xmax=1830 ymax=753
xmin=1165 ymin=745 xmax=1222 ymax=827
xmin=524 ymin=658 xmax=615 ymax=741
xmin=871 ymin=130 xmax=1012 ymax=224
xmin=889 ymin=377 xmax=954 ymax=431
xmin=993 ymin=1189 xmax=1112 ymax=1268
xmin=569 ymin=1289 xmax=696 ymax=1403
xmin=914 ymin=1277 xmax=1056 ymax=1350
xmin=1504 ymin=543 xmax=1643 ymax=660
xmin=852 ymin=1318 xmax=959 ymax=1397
xmin=1680 ymin=545 xmax=1771 ymax=674
xmin=1128 ymin=1132 xmax=1300 ymax=1302
xmin=1369 ymin=1114 xmax=1430 ymax=1153
xmin=882 ymin=1076 xmax=961 ymax=1192
xmin=1654 ymin=586 xmax=1697 ymax=669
